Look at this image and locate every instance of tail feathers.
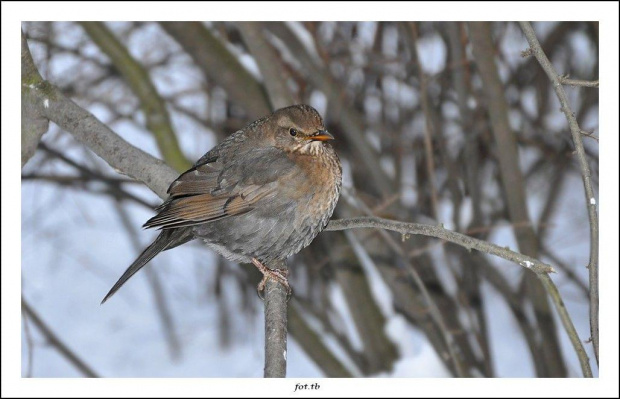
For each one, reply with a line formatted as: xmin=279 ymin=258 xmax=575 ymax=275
xmin=101 ymin=229 xmax=191 ymax=304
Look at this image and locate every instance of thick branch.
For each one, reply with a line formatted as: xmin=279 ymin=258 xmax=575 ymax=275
xmin=519 ymin=21 xmax=599 ymax=366
xmin=21 ymin=35 xmax=177 ymax=199
xmin=21 ymin=31 xmax=49 ymax=168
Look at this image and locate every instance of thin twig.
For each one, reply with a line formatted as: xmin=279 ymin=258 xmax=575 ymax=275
xmin=22 ymin=297 xmax=99 ymax=378
xmin=580 ymin=130 xmax=599 ymax=142
xmin=537 ymin=275 xmax=593 ymax=377
xmin=558 ymin=76 xmax=599 ymax=88
xmin=519 ymin=21 xmax=599 ymax=367
xmin=22 ymin=308 xmax=35 ymax=377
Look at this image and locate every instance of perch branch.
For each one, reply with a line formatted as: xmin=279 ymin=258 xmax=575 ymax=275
xmin=263 ymin=259 xmax=288 ymax=378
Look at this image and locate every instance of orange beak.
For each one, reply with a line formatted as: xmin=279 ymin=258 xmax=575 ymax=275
xmin=309 ymin=129 xmax=334 ymax=141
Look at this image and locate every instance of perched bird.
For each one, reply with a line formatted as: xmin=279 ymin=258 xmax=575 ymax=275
xmin=102 ymin=104 xmax=342 ymax=303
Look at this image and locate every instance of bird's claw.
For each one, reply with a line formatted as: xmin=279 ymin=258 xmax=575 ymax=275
xmin=252 ymin=258 xmax=292 ymax=301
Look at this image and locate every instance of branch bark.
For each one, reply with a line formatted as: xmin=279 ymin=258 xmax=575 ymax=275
xmin=263 ymin=259 xmax=288 ymax=378
xmin=21 ymin=30 xmax=49 ymax=168
xmin=519 ymin=21 xmax=599 ymax=367
xmin=558 ymin=77 xmax=599 ymax=88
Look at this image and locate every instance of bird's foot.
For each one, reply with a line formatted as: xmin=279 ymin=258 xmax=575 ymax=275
xmin=252 ymin=258 xmax=292 ymax=301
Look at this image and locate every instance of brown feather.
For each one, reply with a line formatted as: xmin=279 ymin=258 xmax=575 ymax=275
xmin=144 ymin=194 xmax=253 ymax=229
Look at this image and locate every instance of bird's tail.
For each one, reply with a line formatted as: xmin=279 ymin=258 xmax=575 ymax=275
xmin=101 ymin=228 xmax=194 ymax=304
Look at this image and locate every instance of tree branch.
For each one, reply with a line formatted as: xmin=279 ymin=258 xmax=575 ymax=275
xmin=21 ymin=33 xmax=177 ymax=199
xmin=263 ymin=259 xmax=288 ymax=378
xmin=537 ymin=274 xmax=593 ymax=377
xmin=21 ymin=30 xmax=49 ymax=168
xmin=22 ymin=297 xmax=99 ymax=378
xmin=558 ymin=76 xmax=599 ymax=88
xmin=325 ymin=215 xmax=594 ymax=378
xmin=326 ymin=217 xmax=554 ymax=274
xmin=79 ymin=22 xmax=190 ymax=172
xmin=519 ymin=21 xmax=599 ymax=366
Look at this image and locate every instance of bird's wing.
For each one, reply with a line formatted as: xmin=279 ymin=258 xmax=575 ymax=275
xmin=143 ymin=146 xmax=296 ymax=229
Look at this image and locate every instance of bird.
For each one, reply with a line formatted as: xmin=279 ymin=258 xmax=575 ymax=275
xmin=102 ymin=104 xmax=342 ymax=303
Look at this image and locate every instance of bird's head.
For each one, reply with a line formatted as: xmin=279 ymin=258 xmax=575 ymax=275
xmin=267 ymin=105 xmax=334 ymax=155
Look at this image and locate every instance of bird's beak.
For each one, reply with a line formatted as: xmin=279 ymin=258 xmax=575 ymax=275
xmin=309 ymin=129 xmax=334 ymax=141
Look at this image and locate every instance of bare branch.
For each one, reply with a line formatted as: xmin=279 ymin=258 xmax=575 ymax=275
xmin=21 ymin=33 xmax=177 ymax=200
xmin=21 ymin=30 xmax=49 ymax=168
xmin=519 ymin=21 xmax=599 ymax=366
xmin=22 ymin=297 xmax=99 ymax=378
xmin=325 ymin=215 xmax=594 ymax=378
xmin=537 ymin=274 xmax=593 ymax=377
xmin=407 ymin=23 xmax=439 ymax=219
xmin=325 ymin=217 xmax=555 ymax=275
xmin=263 ymin=259 xmax=288 ymax=378
xmin=558 ymin=76 xmax=599 ymax=88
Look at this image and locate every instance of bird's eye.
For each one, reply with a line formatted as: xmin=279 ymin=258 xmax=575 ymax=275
xmin=289 ymin=128 xmax=298 ymax=137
